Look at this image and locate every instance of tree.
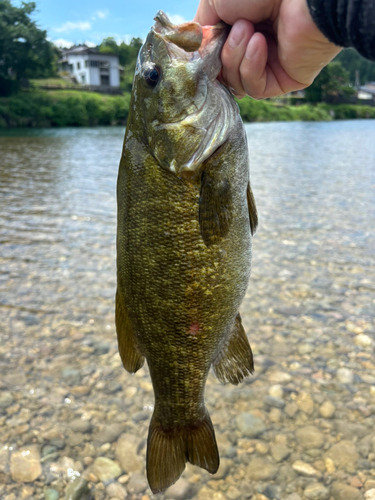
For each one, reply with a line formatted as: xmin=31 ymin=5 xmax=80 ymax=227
xmin=0 ymin=0 xmax=56 ymax=95
xmin=334 ymin=48 xmax=375 ymax=85
xmin=305 ymin=61 xmax=355 ymax=103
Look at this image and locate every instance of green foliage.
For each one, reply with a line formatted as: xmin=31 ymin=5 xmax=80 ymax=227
xmin=321 ymin=103 xmax=375 ymax=120
xmin=1 ymin=89 xmax=373 ymax=129
xmin=0 ymin=0 xmax=57 ymax=94
xmin=334 ymin=48 xmax=375 ymax=85
xmin=305 ymin=61 xmax=355 ymax=103
xmin=237 ymin=97 xmax=331 ymax=122
xmin=0 ymin=90 xmax=131 ymax=127
xmin=98 ymin=37 xmax=143 ymax=92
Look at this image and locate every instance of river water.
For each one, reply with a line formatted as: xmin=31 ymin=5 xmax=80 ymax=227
xmin=0 ymin=121 xmax=375 ymax=500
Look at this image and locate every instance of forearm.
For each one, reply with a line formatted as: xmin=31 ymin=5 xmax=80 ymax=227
xmin=306 ymin=0 xmax=375 ymax=60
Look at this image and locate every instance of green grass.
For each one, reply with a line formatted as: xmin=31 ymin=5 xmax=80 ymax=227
xmin=0 ymin=89 xmax=374 ymax=129
xmin=30 ymin=78 xmax=76 ymax=88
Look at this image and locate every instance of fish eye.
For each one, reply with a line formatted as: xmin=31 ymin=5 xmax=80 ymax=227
xmin=143 ymin=63 xmax=161 ymax=88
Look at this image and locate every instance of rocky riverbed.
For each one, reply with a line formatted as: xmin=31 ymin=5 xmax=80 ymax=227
xmin=1 ymin=123 xmax=374 ymax=500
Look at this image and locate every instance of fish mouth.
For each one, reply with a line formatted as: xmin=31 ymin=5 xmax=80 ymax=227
xmin=152 ymin=10 xmax=229 ymax=80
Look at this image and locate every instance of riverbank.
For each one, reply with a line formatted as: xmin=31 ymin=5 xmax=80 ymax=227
xmin=1 ymin=90 xmax=374 ymax=128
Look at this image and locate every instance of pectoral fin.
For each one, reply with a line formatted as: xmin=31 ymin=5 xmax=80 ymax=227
xmin=115 ymin=290 xmax=144 ymax=373
xmin=213 ymin=313 xmax=254 ymax=385
xmin=247 ymin=182 xmax=258 ymax=235
xmin=199 ymin=170 xmax=232 ymax=246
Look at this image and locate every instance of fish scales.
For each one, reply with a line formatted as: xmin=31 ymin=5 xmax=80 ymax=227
xmin=116 ymin=10 xmax=258 ymax=493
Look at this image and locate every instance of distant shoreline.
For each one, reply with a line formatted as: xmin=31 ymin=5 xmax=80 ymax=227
xmin=1 ymin=89 xmax=374 ymax=129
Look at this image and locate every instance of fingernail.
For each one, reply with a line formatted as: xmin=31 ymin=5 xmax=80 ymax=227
xmin=228 ymin=21 xmax=245 ymax=49
xmin=245 ymin=35 xmax=258 ymax=60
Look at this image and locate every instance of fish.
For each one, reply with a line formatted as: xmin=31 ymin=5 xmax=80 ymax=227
xmin=116 ymin=10 xmax=258 ymax=494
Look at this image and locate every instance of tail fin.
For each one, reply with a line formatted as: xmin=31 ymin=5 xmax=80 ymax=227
xmin=146 ymin=410 xmax=219 ymax=493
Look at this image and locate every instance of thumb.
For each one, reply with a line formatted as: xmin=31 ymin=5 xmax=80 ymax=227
xmin=194 ymin=0 xmax=278 ymax=26
xmin=194 ymin=0 xmax=221 ymax=26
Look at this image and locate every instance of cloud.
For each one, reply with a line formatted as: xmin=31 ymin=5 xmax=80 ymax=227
xmin=51 ymin=38 xmax=74 ymax=48
xmin=166 ymin=13 xmax=187 ymax=25
xmin=51 ymin=38 xmax=96 ymax=48
xmin=91 ymin=10 xmax=108 ymax=21
xmin=55 ymin=21 xmax=91 ymax=33
xmin=96 ymin=10 xmax=107 ymax=19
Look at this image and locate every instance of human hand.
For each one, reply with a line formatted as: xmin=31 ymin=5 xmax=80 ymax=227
xmin=194 ymin=0 xmax=342 ymax=99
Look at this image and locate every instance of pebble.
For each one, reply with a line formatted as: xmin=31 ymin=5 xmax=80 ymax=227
xmin=323 ymin=441 xmax=359 ymax=471
xmin=264 ymin=396 xmax=285 ymax=409
xmin=10 ymin=445 xmax=42 ymax=482
xmin=64 ymin=477 xmax=89 ymax=500
xmin=296 ymin=392 xmax=314 ymax=415
xmin=0 ymin=391 xmax=14 ymax=408
xmin=269 ymin=385 xmax=283 ymax=399
xmin=336 ymin=368 xmax=354 ymax=384
xmin=70 ymin=385 xmax=91 ymax=397
xmin=246 ymin=458 xmax=278 ymax=481
xmin=331 ymin=482 xmax=364 ymax=500
xmin=70 ymin=419 xmax=92 ymax=433
xmin=165 ymin=478 xmax=195 ymax=499
xmin=285 ymin=402 xmax=299 ymax=418
xmin=267 ymin=370 xmax=292 ymax=383
xmin=292 ymin=460 xmax=320 ymax=477
xmin=263 ymin=484 xmax=281 ymax=500
xmin=92 ymin=457 xmax=122 ymax=482
xmin=115 ymin=433 xmax=143 ymax=473
xmin=226 ymin=485 xmax=241 ymax=500
xmin=355 ymin=334 xmax=372 ymax=347
xmin=106 ymin=482 xmax=127 ymax=499
xmin=304 ymin=483 xmax=330 ymax=500
xmin=319 ymin=401 xmax=335 ymax=419
xmin=235 ymin=413 xmax=266 ymax=438
xmin=295 ymin=426 xmax=325 ymax=449
xmin=44 ymin=488 xmax=59 ymax=500
xmin=270 ymin=443 xmax=290 ymax=462
xmin=127 ymin=472 xmax=148 ymax=494
xmin=93 ymin=423 xmax=125 ymax=445
xmin=365 ymin=490 xmax=375 ymax=500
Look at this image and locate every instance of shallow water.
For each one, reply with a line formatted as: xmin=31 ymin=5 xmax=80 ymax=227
xmin=0 ymin=121 xmax=375 ymax=500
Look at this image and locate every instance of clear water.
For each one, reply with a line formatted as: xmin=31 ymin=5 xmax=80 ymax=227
xmin=0 ymin=121 xmax=374 ymax=498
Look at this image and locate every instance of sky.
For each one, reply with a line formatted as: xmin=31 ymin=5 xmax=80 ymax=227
xmin=25 ymin=0 xmax=199 ymax=47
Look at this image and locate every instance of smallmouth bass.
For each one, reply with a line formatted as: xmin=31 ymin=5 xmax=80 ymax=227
xmin=116 ymin=11 xmax=258 ymax=493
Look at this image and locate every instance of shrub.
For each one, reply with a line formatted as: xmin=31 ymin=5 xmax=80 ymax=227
xmin=0 ymin=90 xmax=132 ymax=127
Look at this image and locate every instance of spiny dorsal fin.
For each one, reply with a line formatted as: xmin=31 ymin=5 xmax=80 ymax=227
xmin=213 ymin=313 xmax=254 ymax=385
xmin=115 ymin=290 xmax=144 ymax=373
xmin=199 ymin=170 xmax=232 ymax=246
xmin=247 ymin=182 xmax=258 ymax=235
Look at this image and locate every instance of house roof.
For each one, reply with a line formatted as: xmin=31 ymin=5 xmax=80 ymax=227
xmin=358 ymin=83 xmax=375 ymax=95
xmin=60 ymin=44 xmax=119 ymax=59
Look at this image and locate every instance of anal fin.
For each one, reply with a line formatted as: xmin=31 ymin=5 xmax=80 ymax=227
xmin=213 ymin=313 xmax=254 ymax=385
xmin=115 ymin=290 xmax=144 ymax=373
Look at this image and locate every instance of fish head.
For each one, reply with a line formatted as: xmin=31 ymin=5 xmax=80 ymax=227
xmin=131 ymin=11 xmax=235 ymax=177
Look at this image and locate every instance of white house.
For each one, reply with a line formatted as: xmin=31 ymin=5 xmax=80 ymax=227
xmin=59 ymin=45 xmax=121 ymax=90
xmin=357 ymin=82 xmax=375 ymax=102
